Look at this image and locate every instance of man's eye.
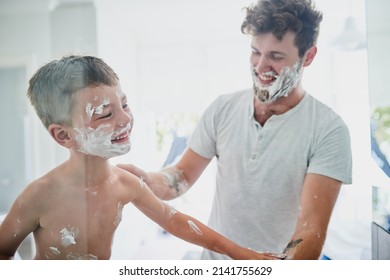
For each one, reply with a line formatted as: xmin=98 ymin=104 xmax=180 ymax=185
xmin=271 ymin=54 xmax=284 ymax=60
xmin=122 ymin=103 xmax=129 ymax=110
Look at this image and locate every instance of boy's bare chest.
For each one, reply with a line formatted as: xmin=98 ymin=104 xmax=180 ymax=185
xmin=35 ymin=189 xmax=125 ymax=259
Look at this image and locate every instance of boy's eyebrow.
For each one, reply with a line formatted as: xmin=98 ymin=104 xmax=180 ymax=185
xmin=119 ymin=93 xmax=128 ymax=103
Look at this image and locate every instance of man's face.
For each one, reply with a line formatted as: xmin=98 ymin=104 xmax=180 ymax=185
xmin=70 ymin=84 xmax=134 ymax=159
xmin=250 ymin=31 xmax=304 ymax=103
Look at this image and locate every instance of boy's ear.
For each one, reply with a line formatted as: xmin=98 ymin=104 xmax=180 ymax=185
xmin=303 ymin=46 xmax=317 ymax=67
xmin=48 ymin=124 xmax=74 ymax=148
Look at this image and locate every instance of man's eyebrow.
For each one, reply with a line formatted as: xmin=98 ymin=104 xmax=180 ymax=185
xmin=251 ymin=46 xmax=287 ymax=56
xmin=269 ymin=50 xmax=287 ymax=56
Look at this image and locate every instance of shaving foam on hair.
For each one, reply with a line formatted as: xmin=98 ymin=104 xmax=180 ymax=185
xmin=74 ymin=123 xmax=131 ymax=158
xmin=252 ymin=60 xmax=303 ymax=103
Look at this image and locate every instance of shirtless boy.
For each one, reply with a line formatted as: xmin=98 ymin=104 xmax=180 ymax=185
xmin=0 ymin=55 xmax=280 ymax=260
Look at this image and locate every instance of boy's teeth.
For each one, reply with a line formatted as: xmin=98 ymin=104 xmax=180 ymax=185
xmin=113 ymin=133 xmax=127 ymax=140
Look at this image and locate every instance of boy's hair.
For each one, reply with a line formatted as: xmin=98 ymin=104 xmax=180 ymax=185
xmin=241 ymin=0 xmax=323 ymax=57
xmin=27 ymin=55 xmax=119 ymax=129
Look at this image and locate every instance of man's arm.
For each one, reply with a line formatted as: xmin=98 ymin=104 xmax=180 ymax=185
xmin=118 ymin=148 xmax=211 ymax=200
xmin=283 ymin=173 xmax=341 ymax=260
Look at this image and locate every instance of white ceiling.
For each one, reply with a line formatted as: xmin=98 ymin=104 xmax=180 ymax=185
xmin=0 ymin=0 xmax=372 ymax=47
xmin=97 ymin=0 xmax=254 ymax=46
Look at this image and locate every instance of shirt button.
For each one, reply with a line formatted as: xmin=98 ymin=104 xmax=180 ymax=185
xmin=258 ymin=135 xmax=263 ymax=140
xmin=251 ymin=154 xmax=257 ymax=159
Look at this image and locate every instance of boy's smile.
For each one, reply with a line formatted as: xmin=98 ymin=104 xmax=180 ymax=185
xmin=111 ymin=130 xmax=130 ymax=144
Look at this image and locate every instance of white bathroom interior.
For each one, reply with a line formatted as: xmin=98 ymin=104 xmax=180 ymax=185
xmin=0 ymin=0 xmax=388 ymax=259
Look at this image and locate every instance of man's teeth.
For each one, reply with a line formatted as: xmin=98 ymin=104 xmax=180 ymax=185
xmin=259 ymin=75 xmax=274 ymax=81
xmin=259 ymin=72 xmax=277 ymax=81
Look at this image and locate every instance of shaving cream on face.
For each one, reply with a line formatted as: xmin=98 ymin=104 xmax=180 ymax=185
xmin=85 ymin=97 xmax=110 ymax=118
xmin=252 ymin=59 xmax=304 ymax=103
xmin=74 ymin=123 xmax=132 ymax=159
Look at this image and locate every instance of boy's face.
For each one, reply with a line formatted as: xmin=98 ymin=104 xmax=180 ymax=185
xmin=70 ymin=84 xmax=134 ymax=159
xmin=250 ymin=31 xmax=305 ymax=103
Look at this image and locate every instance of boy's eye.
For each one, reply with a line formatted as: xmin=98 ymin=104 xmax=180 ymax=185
xmin=98 ymin=112 xmax=112 ymax=119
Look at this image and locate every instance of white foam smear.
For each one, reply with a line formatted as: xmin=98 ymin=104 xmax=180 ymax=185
xmin=74 ymin=123 xmax=132 ymax=158
xmin=187 ymin=220 xmax=203 ymax=235
xmin=161 ymin=169 xmax=190 ymax=195
xmin=167 ymin=204 xmax=178 ymax=218
xmin=60 ymin=227 xmax=79 ymax=247
xmin=252 ymin=59 xmax=304 ymax=103
xmin=50 ymin=246 xmax=61 ymax=255
xmin=138 ymin=177 xmax=146 ymax=189
xmin=85 ymin=97 xmax=110 ymax=118
xmin=66 ymin=252 xmax=98 ymax=260
xmin=114 ymin=201 xmax=123 ymax=227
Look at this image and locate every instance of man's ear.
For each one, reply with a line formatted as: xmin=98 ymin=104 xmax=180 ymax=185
xmin=303 ymin=46 xmax=317 ymax=67
xmin=48 ymin=124 xmax=74 ymax=148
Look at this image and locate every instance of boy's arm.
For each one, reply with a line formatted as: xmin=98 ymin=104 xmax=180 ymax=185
xmin=131 ymin=178 xmax=281 ymax=260
xmin=118 ymin=148 xmax=212 ymax=200
xmin=0 ymin=184 xmax=40 ymax=259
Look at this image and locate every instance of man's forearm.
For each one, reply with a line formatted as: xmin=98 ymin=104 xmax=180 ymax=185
xmin=145 ymin=167 xmax=190 ymax=200
xmin=283 ymin=235 xmax=324 ymax=260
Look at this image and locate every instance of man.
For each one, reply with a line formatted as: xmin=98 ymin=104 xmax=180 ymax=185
xmin=119 ymin=0 xmax=352 ymax=260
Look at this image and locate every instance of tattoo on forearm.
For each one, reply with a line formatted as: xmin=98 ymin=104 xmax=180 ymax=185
xmin=161 ymin=168 xmax=189 ymax=195
xmin=283 ymin=238 xmax=303 ymax=254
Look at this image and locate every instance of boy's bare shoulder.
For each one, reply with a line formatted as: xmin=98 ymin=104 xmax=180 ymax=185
xmin=22 ymin=164 xmax=67 ymax=201
xmin=111 ymin=165 xmax=149 ymax=199
xmin=112 ymin=165 xmax=142 ymax=186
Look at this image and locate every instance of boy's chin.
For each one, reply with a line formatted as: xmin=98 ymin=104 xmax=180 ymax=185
xmin=78 ymin=143 xmax=131 ymax=159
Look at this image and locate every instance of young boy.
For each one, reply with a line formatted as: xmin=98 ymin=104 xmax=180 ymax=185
xmin=0 ymin=55 xmax=280 ymax=260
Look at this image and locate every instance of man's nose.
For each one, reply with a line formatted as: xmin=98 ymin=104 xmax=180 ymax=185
xmin=252 ymin=55 xmax=271 ymax=73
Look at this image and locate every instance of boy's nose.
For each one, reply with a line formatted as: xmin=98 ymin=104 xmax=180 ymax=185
xmin=118 ymin=109 xmax=133 ymax=128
